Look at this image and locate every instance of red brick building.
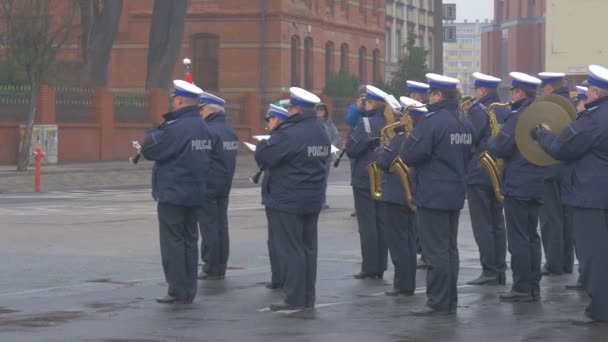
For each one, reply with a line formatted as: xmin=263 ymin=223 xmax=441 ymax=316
xmin=101 ymin=0 xmax=385 ymax=97
xmin=480 ymin=0 xmax=545 ymax=81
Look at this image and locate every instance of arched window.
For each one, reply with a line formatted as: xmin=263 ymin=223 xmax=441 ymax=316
xmin=325 ymin=41 xmax=334 ymax=81
xmin=193 ymin=34 xmax=220 ymax=90
xmin=340 ymin=43 xmax=349 ymax=73
xmin=304 ymin=37 xmax=314 ymax=90
xmin=291 ymin=35 xmax=301 ymax=86
xmin=372 ymin=48 xmax=381 ymax=83
xmin=359 ymin=46 xmax=367 ymax=84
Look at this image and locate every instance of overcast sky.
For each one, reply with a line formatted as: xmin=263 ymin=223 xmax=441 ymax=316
xmin=445 ymin=0 xmax=494 ymax=22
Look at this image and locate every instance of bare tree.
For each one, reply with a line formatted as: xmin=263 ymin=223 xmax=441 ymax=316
xmin=79 ymin=0 xmax=123 ymax=86
xmin=1 ymin=0 xmax=77 ymax=170
xmin=145 ymin=0 xmax=188 ymax=90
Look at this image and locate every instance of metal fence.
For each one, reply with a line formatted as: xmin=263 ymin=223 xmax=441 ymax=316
xmin=0 ymin=85 xmax=31 ymax=121
xmin=113 ymin=88 xmax=149 ymax=123
xmin=215 ymin=91 xmax=245 ymax=125
xmin=328 ymin=97 xmax=355 ymax=125
xmin=55 ymin=87 xmax=94 ymax=122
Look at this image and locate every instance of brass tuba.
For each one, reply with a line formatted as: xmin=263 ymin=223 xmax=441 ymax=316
xmin=477 ymin=102 xmax=511 ymax=202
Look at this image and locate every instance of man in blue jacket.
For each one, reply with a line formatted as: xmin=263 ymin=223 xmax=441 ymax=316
xmin=534 ymin=64 xmax=608 ymax=324
xmin=400 ymin=73 xmax=473 ymax=316
xmin=141 ymin=80 xmax=211 ymax=304
xmin=255 ymin=87 xmax=330 ymax=311
xmin=464 ymin=72 xmax=508 ymax=286
xmin=488 ymin=72 xmax=545 ymax=302
xmin=345 ymin=85 xmax=391 ymax=280
xmin=537 ymin=72 xmax=575 ymax=277
xmin=197 ymin=91 xmax=239 ymax=280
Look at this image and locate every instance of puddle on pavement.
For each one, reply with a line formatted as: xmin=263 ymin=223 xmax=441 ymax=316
xmin=85 ymin=278 xmax=141 ymax=286
xmin=0 ymin=310 xmax=84 ymax=329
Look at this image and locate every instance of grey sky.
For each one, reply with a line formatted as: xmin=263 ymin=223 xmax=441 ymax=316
xmin=445 ymin=0 xmax=494 ymax=22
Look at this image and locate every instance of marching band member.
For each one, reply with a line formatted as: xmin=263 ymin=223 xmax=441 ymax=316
xmin=374 ymin=97 xmax=425 ymax=296
xmin=400 ymin=74 xmax=472 ymax=315
xmin=345 ymin=85 xmax=390 ymax=280
xmin=575 ymin=85 xmax=589 ymax=113
xmin=537 ymin=72 xmax=575 ymax=276
xmin=255 ymin=87 xmax=330 ymax=311
xmin=534 ymin=64 xmax=608 ymax=324
xmin=141 ymin=80 xmax=211 ymax=304
xmin=488 ymin=72 xmax=545 ymax=303
xmin=465 ymin=72 xmax=507 ymax=286
xmin=261 ymin=104 xmax=289 ymax=290
xmin=197 ymin=91 xmax=239 ymax=280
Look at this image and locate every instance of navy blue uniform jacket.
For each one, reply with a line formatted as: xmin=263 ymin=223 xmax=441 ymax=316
xmin=205 ymin=111 xmax=239 ymax=197
xmin=255 ymin=113 xmax=331 ymax=214
xmin=537 ymin=96 xmax=608 ymax=209
xmin=544 ymin=87 xmax=575 ymax=180
xmin=376 ymin=131 xmax=408 ymax=206
xmin=487 ymin=98 xmax=545 ymax=199
xmin=345 ymin=106 xmax=386 ymax=191
xmin=399 ymin=99 xmax=473 ymax=210
xmin=141 ymin=105 xmax=211 ymax=206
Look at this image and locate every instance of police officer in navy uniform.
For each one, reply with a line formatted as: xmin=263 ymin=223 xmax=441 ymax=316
xmin=400 ymin=74 xmax=473 ymax=316
xmin=261 ymin=104 xmax=289 ymax=290
xmin=537 ymin=72 xmax=575 ymax=276
xmin=141 ymin=80 xmax=211 ymax=304
xmin=406 ymin=80 xmax=431 ymax=269
xmin=535 ymin=64 xmax=608 ymax=324
xmin=488 ymin=72 xmax=545 ymax=302
xmin=373 ymin=97 xmax=421 ymax=297
xmin=464 ymin=72 xmax=508 ymax=286
xmin=255 ymin=87 xmax=330 ymax=311
xmin=575 ymin=85 xmax=589 ymax=113
xmin=197 ymin=91 xmax=239 ymax=280
xmin=345 ymin=85 xmax=390 ymax=280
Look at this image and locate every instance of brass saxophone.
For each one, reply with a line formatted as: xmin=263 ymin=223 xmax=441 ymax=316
xmin=367 ymin=120 xmax=401 ymax=200
xmin=477 ymin=102 xmax=511 ymax=202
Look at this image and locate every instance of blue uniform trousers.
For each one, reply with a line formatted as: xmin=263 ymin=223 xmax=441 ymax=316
xmin=503 ymin=197 xmax=542 ymax=295
xmin=570 ymin=207 xmax=608 ymax=321
xmin=198 ymin=195 xmax=230 ymax=276
xmin=539 ymin=179 xmax=574 ymax=274
xmin=378 ymin=201 xmax=416 ymax=291
xmin=266 ymin=207 xmax=285 ymax=287
xmin=353 ymin=187 xmax=388 ymax=274
xmin=417 ymin=207 xmax=460 ymax=312
xmin=157 ymin=202 xmax=199 ymax=301
xmin=467 ymin=185 xmax=507 ymax=277
xmin=268 ymin=208 xmax=319 ymax=307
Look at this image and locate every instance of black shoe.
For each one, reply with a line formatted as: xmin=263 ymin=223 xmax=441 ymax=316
xmin=269 ymin=302 xmax=306 ymax=311
xmin=416 ymin=257 xmax=429 ymax=269
xmin=499 ymin=290 xmax=536 ymax=302
xmin=466 ymin=274 xmax=500 ymax=286
xmin=571 ymin=315 xmax=606 ymax=326
xmin=265 ymin=282 xmax=283 ymax=289
xmin=541 ymin=264 xmax=562 ymax=276
xmin=385 ymin=288 xmax=414 ymax=296
xmin=353 ymin=272 xmax=383 ymax=280
xmin=409 ymin=305 xmax=453 ymax=316
xmin=199 ymin=274 xmax=225 ymax=280
xmin=565 ymin=282 xmax=584 ymax=290
xmin=155 ymin=295 xmax=193 ymax=304
xmin=350 ymin=210 xmax=357 ymax=217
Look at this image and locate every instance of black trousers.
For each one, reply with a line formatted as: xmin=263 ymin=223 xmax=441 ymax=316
xmin=267 ymin=208 xmax=319 ymax=307
xmin=570 ymin=207 xmax=608 ymax=321
xmin=539 ymin=179 xmax=574 ymax=274
xmin=417 ymin=207 xmax=460 ymax=311
xmin=198 ymin=195 xmax=230 ymax=276
xmin=265 ymin=207 xmax=285 ymax=286
xmin=378 ymin=201 xmax=416 ymax=292
xmin=157 ymin=202 xmax=199 ymax=301
xmin=467 ymin=185 xmax=507 ymax=277
xmin=503 ymin=196 xmax=541 ymax=294
xmin=353 ymin=187 xmax=388 ymax=274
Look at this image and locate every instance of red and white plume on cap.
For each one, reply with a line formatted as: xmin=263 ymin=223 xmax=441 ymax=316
xmin=183 ymin=58 xmax=193 ymax=84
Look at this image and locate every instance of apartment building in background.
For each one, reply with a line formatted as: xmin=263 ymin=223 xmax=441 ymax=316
xmin=443 ymin=20 xmax=487 ymax=96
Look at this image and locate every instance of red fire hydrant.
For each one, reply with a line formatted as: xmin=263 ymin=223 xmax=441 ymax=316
xmin=34 ymin=142 xmax=45 ymax=193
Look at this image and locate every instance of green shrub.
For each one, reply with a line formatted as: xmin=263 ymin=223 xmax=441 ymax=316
xmin=323 ymin=71 xmax=361 ymax=98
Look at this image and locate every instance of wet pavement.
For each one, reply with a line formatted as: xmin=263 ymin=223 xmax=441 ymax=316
xmin=1 ymin=167 xmax=607 ymax=341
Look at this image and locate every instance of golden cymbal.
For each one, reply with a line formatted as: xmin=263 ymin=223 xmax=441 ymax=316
xmin=515 ymin=101 xmax=572 ymax=166
xmin=536 ymin=94 xmax=577 ymax=121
